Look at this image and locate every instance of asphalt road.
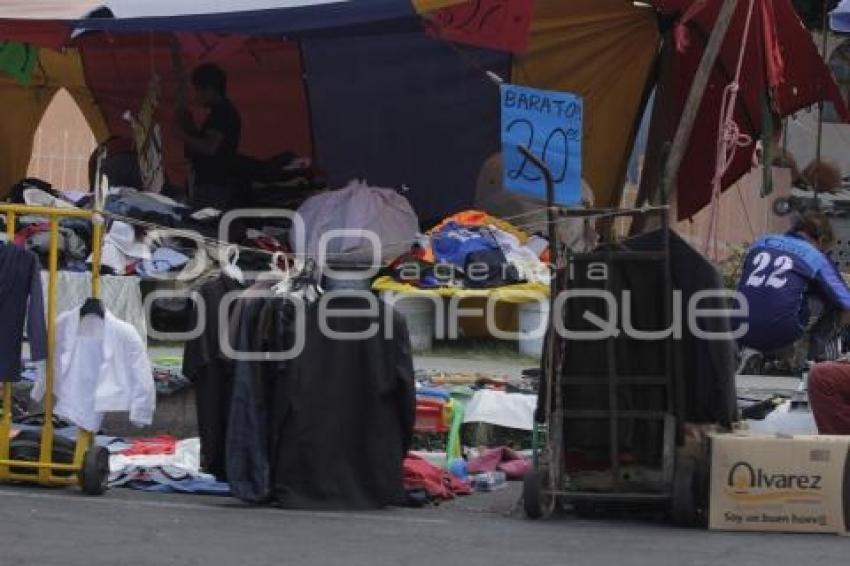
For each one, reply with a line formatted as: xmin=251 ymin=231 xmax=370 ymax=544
xmin=0 ymin=482 xmax=846 ymax=566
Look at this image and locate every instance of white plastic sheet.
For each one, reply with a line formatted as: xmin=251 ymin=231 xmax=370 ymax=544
xmin=463 ymin=390 xmax=537 ymax=431
xmin=746 ymin=400 xmax=818 ymax=436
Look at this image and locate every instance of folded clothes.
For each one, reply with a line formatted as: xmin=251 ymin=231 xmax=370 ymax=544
xmin=106 ymin=188 xmax=190 ymax=227
xmin=109 ymin=464 xmax=230 ymax=496
xmin=136 ymin=247 xmax=191 ymax=277
xmin=110 ymin=437 xmax=202 ymax=474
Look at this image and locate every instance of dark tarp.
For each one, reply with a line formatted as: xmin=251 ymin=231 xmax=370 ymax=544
xmin=301 ymin=32 xmax=510 ymax=223
xmin=69 ymin=0 xmax=418 ymax=37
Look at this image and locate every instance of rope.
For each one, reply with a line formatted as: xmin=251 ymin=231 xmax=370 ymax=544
xmin=95 ymin=201 xmax=668 ymax=274
xmin=704 ymin=0 xmax=758 ymax=260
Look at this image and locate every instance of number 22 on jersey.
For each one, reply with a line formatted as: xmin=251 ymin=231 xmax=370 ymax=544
xmin=745 ymin=252 xmax=793 ymax=289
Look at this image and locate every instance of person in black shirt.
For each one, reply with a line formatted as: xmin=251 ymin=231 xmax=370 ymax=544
xmin=175 ymin=63 xmax=242 ymax=210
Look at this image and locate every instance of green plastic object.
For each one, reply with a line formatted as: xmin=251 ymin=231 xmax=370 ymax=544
xmin=0 ymin=42 xmax=37 ymax=85
xmin=445 ymin=401 xmax=465 ymax=465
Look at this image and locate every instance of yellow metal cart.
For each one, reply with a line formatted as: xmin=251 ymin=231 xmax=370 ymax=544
xmin=0 ymin=203 xmax=110 ymax=495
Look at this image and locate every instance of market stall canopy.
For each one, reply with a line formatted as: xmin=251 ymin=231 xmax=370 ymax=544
xmin=640 ymin=0 xmax=849 ymax=221
xmin=0 ymin=0 xmax=370 ymax=18
xmin=0 ymin=0 xmax=657 ymax=222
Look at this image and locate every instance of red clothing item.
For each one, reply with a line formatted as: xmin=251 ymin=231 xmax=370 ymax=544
xmin=121 ymin=435 xmax=178 ymax=457
xmin=13 ymin=222 xmax=49 ymax=248
xmin=403 ymin=455 xmax=471 ymax=501
xmin=808 ymin=362 xmax=850 ymax=435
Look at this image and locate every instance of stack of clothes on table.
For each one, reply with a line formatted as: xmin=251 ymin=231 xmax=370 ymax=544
xmin=235 ymin=152 xmax=327 ymax=210
xmin=387 ymin=210 xmax=551 ymax=290
xmin=3 ymin=150 xmax=326 ymax=278
xmin=2 ymin=179 xmax=94 ymax=271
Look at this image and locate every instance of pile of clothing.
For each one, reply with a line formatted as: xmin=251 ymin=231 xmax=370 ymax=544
xmin=403 ymin=454 xmax=471 ymax=505
xmin=3 ymin=160 xmax=326 ymax=281
xmin=389 ymin=210 xmax=550 ymax=290
xmin=236 ymin=152 xmax=327 ymax=210
xmin=3 ymin=179 xmax=93 ymax=271
xmin=108 ymin=435 xmax=230 ymax=495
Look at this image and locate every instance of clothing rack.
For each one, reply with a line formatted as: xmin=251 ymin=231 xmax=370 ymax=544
xmin=0 ymin=203 xmax=106 ymax=493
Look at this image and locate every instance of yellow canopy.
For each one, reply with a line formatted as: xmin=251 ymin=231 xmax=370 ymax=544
xmin=0 ymin=48 xmax=108 ymax=196
xmin=513 ymin=0 xmax=658 ymax=208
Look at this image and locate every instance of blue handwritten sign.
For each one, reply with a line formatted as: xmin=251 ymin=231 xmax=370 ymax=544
xmin=501 ymin=84 xmax=583 ymax=205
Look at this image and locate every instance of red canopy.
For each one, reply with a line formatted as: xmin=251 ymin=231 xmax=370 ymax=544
xmin=0 ymin=19 xmax=70 ymax=49
xmin=642 ymin=0 xmax=849 ymax=220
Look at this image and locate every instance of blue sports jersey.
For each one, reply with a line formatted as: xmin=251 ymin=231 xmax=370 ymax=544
xmin=736 ymin=233 xmax=850 ymax=352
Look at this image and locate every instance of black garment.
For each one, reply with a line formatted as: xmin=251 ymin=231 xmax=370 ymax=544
xmin=188 ymin=99 xmax=241 ymax=207
xmin=182 ymin=274 xmax=246 ymax=480
xmin=105 ymin=190 xmax=190 ymax=228
xmin=273 ymin=295 xmax=415 ymax=510
xmin=6 ymin=178 xmax=55 ymax=204
xmin=226 ymin=291 xmax=416 ymax=510
xmin=0 ymin=244 xmax=47 ymax=382
xmin=627 ymin=230 xmax=738 ymax=426
xmin=226 ymin=291 xmax=283 ymax=502
xmin=463 ymin=248 xmax=521 ymax=289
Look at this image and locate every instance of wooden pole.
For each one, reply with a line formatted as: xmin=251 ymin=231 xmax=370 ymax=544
xmin=815 ymin=4 xmax=830 ymax=185
xmin=650 ymin=0 xmax=740 ymax=208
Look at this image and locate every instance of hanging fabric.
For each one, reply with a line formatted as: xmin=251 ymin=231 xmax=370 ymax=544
xmin=31 ymin=306 xmax=155 ymax=432
xmin=225 ymin=287 xmax=416 ymax=509
xmin=0 ymin=243 xmax=47 ymax=382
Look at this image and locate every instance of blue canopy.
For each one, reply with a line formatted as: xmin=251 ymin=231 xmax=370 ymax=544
xmin=72 ymin=0 xmax=418 ymax=37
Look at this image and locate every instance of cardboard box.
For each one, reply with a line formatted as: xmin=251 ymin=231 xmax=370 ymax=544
xmin=710 ymin=434 xmax=850 ymax=534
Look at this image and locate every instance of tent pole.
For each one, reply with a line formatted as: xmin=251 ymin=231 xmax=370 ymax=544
xmin=648 ymin=0 xmax=739 ymax=213
xmin=815 ymin=3 xmax=830 ymax=187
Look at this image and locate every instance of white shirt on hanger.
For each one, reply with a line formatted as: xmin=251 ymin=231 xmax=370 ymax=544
xmin=32 ymin=307 xmax=155 ymax=432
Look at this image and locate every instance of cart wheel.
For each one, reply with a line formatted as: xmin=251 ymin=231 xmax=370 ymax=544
xmin=523 ymin=468 xmax=556 ymax=520
xmin=79 ymin=446 xmax=109 ymax=496
xmin=671 ymin=456 xmax=698 ymax=527
xmin=773 ymin=197 xmax=792 ymax=217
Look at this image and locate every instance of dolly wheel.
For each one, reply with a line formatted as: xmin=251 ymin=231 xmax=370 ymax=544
xmin=671 ymin=456 xmax=698 ymax=527
xmin=79 ymin=446 xmax=110 ymax=496
xmin=523 ymin=469 xmax=555 ymax=520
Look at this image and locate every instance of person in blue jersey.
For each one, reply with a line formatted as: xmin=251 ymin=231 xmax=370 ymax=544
xmin=736 ymin=210 xmax=850 ymax=370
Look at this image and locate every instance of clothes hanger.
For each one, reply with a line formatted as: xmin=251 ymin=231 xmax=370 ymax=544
xmin=80 ymin=297 xmax=104 ymax=318
xmin=288 ymin=258 xmax=322 ymax=301
xmin=270 ymin=252 xmax=293 ymax=295
xmin=221 ymin=245 xmax=244 ymax=284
